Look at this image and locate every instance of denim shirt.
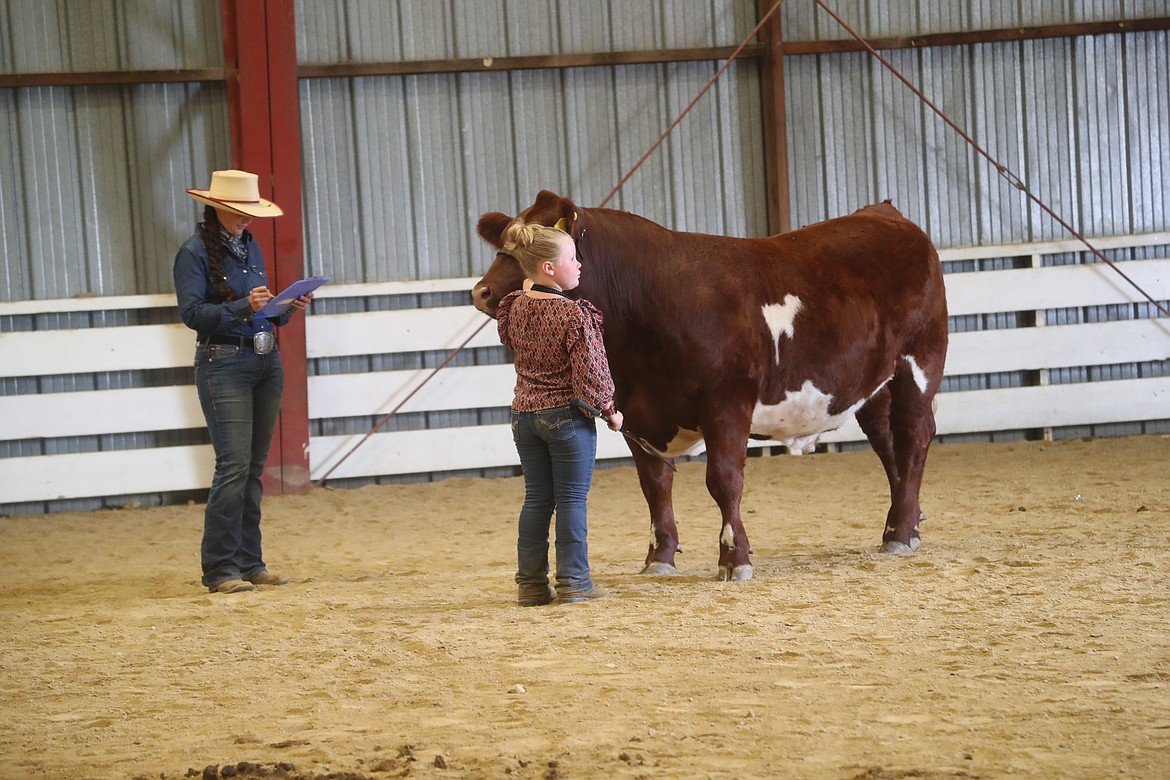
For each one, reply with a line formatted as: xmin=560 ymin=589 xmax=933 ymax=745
xmin=173 ymin=228 xmax=292 ymax=340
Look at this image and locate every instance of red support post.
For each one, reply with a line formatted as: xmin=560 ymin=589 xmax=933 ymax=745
xmin=219 ymin=0 xmax=310 ymax=493
xmin=757 ymin=0 xmax=791 ymax=235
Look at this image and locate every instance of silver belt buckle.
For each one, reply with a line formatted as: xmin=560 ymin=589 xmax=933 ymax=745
xmin=253 ymin=331 xmax=275 ymax=355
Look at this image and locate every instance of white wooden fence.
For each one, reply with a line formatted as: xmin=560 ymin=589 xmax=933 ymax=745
xmin=1 ymin=233 xmax=1167 ymax=507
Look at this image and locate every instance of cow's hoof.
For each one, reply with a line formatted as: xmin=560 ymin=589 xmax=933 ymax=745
xmin=880 ymin=539 xmax=919 ymax=555
xmin=640 ymin=562 xmax=677 ymax=575
xmin=717 ymin=564 xmax=753 ymax=582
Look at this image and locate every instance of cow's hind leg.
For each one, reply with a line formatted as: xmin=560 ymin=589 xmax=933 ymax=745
xmin=881 ymin=371 xmax=938 ymax=554
xmin=858 ymin=385 xmax=932 ymax=545
xmin=632 ymin=448 xmax=680 ymax=575
xmin=855 ymin=385 xmax=899 ymax=490
xmin=704 ymin=429 xmax=753 ymax=582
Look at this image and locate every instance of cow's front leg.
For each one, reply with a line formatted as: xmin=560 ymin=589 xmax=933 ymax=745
xmin=705 ymin=436 xmax=752 ymax=582
xmin=632 ymin=448 xmax=679 ymax=575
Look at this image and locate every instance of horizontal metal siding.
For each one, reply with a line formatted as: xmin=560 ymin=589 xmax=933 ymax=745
xmin=784 ymin=31 xmax=1170 ymax=245
xmin=0 ymin=83 xmax=230 ymax=302
xmin=1 ymin=0 xmax=222 ymax=74
xmin=297 ymin=0 xmax=768 ymax=286
xmin=300 ymin=56 xmax=766 ymax=272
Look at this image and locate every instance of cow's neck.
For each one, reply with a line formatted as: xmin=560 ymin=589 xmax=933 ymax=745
xmin=574 ymin=207 xmax=672 ymax=323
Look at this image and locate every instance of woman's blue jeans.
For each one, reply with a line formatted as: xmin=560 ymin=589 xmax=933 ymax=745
xmin=195 ymin=342 xmax=284 ymax=588
xmin=511 ymin=406 xmax=598 ymax=592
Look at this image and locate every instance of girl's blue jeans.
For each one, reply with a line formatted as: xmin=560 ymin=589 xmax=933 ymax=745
xmin=510 ymin=405 xmax=597 ymax=592
xmin=195 ymin=342 xmax=284 ymax=588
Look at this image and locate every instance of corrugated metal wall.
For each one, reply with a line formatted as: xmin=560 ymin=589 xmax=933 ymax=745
xmin=296 ymin=0 xmax=766 ymax=287
xmin=0 ymin=0 xmax=228 ymax=301
xmin=781 ymin=2 xmax=1170 ymax=243
xmin=2 ymin=0 xmax=1168 ymax=512
xmin=3 ymin=0 xmax=1166 ymax=297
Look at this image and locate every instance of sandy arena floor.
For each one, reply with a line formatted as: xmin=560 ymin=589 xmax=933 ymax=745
xmin=1 ymin=435 xmax=1168 ymax=779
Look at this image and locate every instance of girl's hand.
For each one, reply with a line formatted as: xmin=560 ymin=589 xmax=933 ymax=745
xmin=606 ymin=410 xmax=623 ymax=431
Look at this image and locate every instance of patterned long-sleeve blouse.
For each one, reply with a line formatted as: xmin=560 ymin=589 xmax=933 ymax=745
xmin=497 ymin=290 xmax=616 ymax=414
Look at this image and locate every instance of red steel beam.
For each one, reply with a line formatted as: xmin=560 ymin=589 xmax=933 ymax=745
xmin=220 ymin=0 xmax=309 ymax=494
xmin=757 ymin=0 xmax=791 ymax=235
xmin=266 ymin=1 xmax=311 ymax=494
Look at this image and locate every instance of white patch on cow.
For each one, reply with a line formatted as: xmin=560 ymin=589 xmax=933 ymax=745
xmin=786 ymin=434 xmax=820 ymax=456
xmin=720 ymin=523 xmax=735 ymax=549
xmin=902 ymin=354 xmax=928 ymax=393
xmin=648 ymin=529 xmax=657 ymax=552
xmin=761 ymin=295 xmax=802 ymax=364
xmin=749 ymin=380 xmax=844 ymax=441
xmin=751 ymin=377 xmax=893 ymax=445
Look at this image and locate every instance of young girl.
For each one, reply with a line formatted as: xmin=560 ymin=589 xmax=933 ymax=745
xmin=496 ymin=218 xmax=623 ymax=606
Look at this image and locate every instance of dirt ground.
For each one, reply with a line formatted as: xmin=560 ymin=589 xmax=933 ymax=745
xmin=1 ymin=435 xmax=1168 ymax=780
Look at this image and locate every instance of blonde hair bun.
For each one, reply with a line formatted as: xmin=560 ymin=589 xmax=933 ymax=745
xmin=502 ymin=218 xmax=537 ymax=253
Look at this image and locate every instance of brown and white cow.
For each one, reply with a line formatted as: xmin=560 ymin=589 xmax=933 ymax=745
xmin=473 ymin=190 xmax=948 ymax=581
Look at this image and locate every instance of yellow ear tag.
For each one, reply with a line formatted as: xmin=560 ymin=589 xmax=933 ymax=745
xmin=553 ymin=217 xmax=568 ymax=232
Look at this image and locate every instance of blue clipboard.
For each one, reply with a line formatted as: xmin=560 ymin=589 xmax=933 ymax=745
xmin=256 ymin=276 xmax=330 ymax=319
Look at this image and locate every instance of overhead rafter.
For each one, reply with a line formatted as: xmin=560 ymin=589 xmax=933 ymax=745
xmin=4 ymin=18 xmax=1166 ymax=88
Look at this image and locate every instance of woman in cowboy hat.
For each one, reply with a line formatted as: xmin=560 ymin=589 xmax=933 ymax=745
xmin=174 ymin=169 xmax=313 ymax=594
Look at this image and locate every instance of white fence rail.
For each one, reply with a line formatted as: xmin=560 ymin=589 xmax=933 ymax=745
xmin=1 ymin=233 xmax=1167 ymax=506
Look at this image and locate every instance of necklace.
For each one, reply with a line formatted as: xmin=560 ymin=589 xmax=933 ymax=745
xmin=529 ymin=283 xmax=569 ymax=298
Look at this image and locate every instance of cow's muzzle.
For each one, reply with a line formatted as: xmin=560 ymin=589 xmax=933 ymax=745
xmin=471 ymin=282 xmax=497 ymax=317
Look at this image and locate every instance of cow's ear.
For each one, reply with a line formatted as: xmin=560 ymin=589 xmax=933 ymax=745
xmin=533 ymin=189 xmax=561 ymax=209
xmin=534 ymin=189 xmax=577 ymax=212
xmin=476 ymin=212 xmax=512 ymax=248
xmin=533 ymin=189 xmax=578 ymax=226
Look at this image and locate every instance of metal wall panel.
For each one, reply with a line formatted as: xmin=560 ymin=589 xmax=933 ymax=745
xmin=0 ymin=0 xmax=229 ymax=303
xmin=1 ymin=0 xmax=232 ymax=515
xmin=299 ymin=57 xmax=765 ymax=282
xmin=1 ymin=0 xmax=221 ymax=73
xmin=1130 ymin=33 xmax=1170 ymax=232
xmin=783 ymin=30 xmax=1170 ymax=244
xmin=297 ymin=0 xmax=767 ymax=286
xmin=0 ymin=82 xmax=230 ymax=301
xmin=3 ymin=1 xmax=1164 ymax=302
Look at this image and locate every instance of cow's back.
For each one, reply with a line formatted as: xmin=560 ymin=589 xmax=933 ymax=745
xmin=747 ymin=206 xmax=947 ymax=416
xmin=759 ymin=205 xmax=943 ymax=321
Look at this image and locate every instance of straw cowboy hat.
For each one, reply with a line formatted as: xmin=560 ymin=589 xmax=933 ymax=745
xmin=186 ymin=169 xmax=283 ymax=218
